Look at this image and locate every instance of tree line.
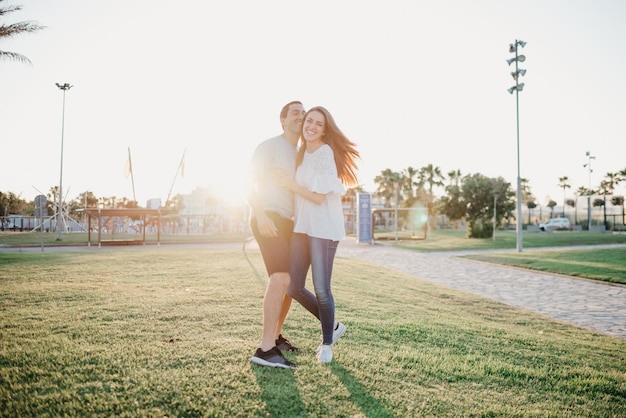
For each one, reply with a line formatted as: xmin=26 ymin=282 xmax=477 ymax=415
xmin=361 ymin=165 xmax=626 ymax=238
xmin=2 ymin=166 xmax=625 ymax=237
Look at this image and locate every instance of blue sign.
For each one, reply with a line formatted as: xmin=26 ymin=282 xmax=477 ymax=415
xmin=356 ymin=193 xmax=372 ymax=243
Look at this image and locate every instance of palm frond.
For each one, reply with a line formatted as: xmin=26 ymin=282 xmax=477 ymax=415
xmin=0 ymin=3 xmax=23 ymax=18
xmin=0 ymin=21 xmax=44 ymax=37
xmin=0 ymin=50 xmax=32 ymax=65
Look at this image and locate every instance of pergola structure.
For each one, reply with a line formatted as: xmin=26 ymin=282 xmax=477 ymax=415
xmin=83 ymin=208 xmax=178 ymax=247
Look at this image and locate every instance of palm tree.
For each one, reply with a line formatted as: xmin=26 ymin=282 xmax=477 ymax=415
xmin=447 ymin=169 xmax=462 ymax=188
xmin=418 ymin=164 xmax=444 ymax=222
xmin=546 ymin=199 xmax=557 ymax=218
xmin=419 ymin=164 xmax=444 ymax=195
xmin=600 ymin=172 xmax=623 ymax=228
xmin=558 ymin=176 xmax=570 ymax=217
xmin=611 ymin=196 xmax=625 ymax=226
xmin=0 ymin=1 xmax=45 ymax=64
xmin=526 ymin=198 xmax=537 ymax=224
xmin=566 ymin=198 xmax=577 ymax=225
xmin=401 ymin=166 xmax=418 ymax=207
xmin=598 ymin=180 xmax=612 ymax=229
xmin=373 ymin=169 xmax=400 ymax=208
xmin=576 ymin=186 xmax=589 ymax=229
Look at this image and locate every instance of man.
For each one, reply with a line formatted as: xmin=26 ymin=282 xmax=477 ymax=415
xmin=247 ymin=100 xmax=305 ymax=369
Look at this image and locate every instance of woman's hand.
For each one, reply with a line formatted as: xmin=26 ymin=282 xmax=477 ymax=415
xmin=273 ymin=170 xmax=297 ymax=191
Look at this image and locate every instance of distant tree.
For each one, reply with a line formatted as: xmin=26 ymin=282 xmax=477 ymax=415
xmin=342 ymin=184 xmax=365 ymax=218
xmin=166 ymin=193 xmax=185 ymax=212
xmin=0 ymin=0 xmax=45 ymax=64
xmin=400 ymin=166 xmax=418 ymax=207
xmin=342 ymin=184 xmax=365 ymax=205
xmin=520 ymin=178 xmax=531 ymax=203
xmin=576 ymin=186 xmax=591 ymax=228
xmin=566 ymin=198 xmax=577 ymax=224
xmin=546 ymin=200 xmax=557 ymax=217
xmin=602 ymin=171 xmax=623 ymax=227
xmin=374 ymin=169 xmax=401 ymax=208
xmin=593 ymin=197 xmax=605 ymax=226
xmin=74 ymin=191 xmax=99 ymax=208
xmin=447 ymin=169 xmax=462 ymax=187
xmin=438 ymin=169 xmax=464 ymax=227
xmin=611 ymin=196 xmax=625 ymax=225
xmin=603 ymin=172 xmax=621 ymax=195
xmin=46 ymin=186 xmax=60 ymax=217
xmin=439 ymin=182 xmax=465 ymax=225
xmin=418 ymin=164 xmax=444 ymax=224
xmin=462 ymin=173 xmax=514 ymax=238
xmin=576 ymin=186 xmax=589 ymax=199
xmin=419 ymin=164 xmax=445 ymax=195
xmin=526 ymin=199 xmax=537 ymax=224
xmin=598 ymin=179 xmax=614 ymax=229
xmin=558 ymin=176 xmax=570 ymax=217
xmin=0 ymin=191 xmax=29 ymax=217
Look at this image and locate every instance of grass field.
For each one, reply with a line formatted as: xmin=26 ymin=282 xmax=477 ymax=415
xmin=1 ymin=247 xmax=625 ymax=417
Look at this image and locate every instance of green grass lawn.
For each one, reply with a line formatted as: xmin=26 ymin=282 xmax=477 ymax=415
xmin=463 ymin=247 xmax=626 ymax=285
xmin=1 ymin=248 xmax=625 ymax=417
xmin=390 ymin=229 xmax=626 ymax=252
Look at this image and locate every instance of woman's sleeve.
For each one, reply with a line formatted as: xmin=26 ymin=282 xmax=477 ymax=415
xmin=309 ymin=147 xmax=345 ymax=195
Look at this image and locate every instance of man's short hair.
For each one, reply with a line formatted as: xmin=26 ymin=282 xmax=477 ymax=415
xmin=280 ymin=101 xmax=303 ymax=120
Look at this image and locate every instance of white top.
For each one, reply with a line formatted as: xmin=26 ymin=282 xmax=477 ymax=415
xmin=293 ymin=144 xmax=346 ymax=241
xmin=248 ymin=135 xmax=296 ymax=220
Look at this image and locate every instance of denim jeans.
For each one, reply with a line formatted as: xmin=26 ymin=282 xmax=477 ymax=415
xmin=287 ymin=233 xmax=339 ymax=345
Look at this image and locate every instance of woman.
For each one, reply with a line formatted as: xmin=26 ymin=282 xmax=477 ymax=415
xmin=278 ymin=106 xmax=360 ymax=363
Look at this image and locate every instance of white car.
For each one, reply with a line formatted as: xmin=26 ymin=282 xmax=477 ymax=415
xmin=539 ymin=218 xmax=570 ymax=231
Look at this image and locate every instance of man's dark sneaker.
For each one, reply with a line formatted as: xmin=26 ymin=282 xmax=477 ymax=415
xmin=276 ymin=334 xmax=300 ymax=352
xmin=250 ymin=347 xmax=297 ymax=369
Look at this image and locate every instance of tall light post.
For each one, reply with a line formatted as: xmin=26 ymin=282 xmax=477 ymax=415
xmin=55 ymin=82 xmax=73 ymax=241
xmin=492 ymin=193 xmax=497 ymax=242
xmin=584 ymin=151 xmax=595 ymax=231
xmin=394 ymin=182 xmax=399 ymax=242
xmin=508 ymin=39 xmax=527 ymax=252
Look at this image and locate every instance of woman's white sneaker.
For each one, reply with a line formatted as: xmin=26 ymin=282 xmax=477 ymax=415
xmin=332 ymin=322 xmax=346 ymax=345
xmin=316 ymin=344 xmax=333 ymax=363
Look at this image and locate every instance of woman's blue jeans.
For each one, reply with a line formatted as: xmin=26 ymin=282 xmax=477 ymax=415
xmin=287 ymin=233 xmax=338 ymax=345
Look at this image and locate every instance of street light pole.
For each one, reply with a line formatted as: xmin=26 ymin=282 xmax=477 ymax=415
xmin=584 ymin=151 xmax=595 ymax=231
xmin=493 ymin=194 xmax=497 ymax=241
xmin=55 ymin=82 xmax=72 ymax=241
xmin=394 ymin=182 xmax=399 ymax=242
xmin=508 ymin=40 xmax=527 ymax=252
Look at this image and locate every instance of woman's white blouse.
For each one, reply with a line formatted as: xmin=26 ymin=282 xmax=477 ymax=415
xmin=293 ymin=144 xmax=346 ymax=241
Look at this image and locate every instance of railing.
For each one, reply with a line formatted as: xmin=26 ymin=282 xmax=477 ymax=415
xmin=371 ymin=208 xmax=428 ymax=241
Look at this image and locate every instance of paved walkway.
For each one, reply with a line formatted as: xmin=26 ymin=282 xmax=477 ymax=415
xmin=336 ymin=239 xmax=626 ymax=341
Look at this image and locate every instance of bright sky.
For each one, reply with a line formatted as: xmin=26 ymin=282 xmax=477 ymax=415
xmin=2 ymin=0 xmax=625 ymax=207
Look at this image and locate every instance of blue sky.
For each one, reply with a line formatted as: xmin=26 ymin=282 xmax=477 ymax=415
xmin=2 ymin=0 xmax=625 ymax=206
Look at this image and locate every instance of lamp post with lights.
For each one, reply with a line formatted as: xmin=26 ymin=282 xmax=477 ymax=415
xmin=55 ymin=82 xmax=72 ymax=241
xmin=507 ymin=40 xmax=526 ymax=252
xmin=584 ymin=151 xmax=595 ymax=231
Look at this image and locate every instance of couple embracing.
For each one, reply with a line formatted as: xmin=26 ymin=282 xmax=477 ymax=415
xmin=247 ymin=100 xmax=360 ymax=368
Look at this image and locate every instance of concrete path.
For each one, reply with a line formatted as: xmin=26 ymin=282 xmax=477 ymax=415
xmin=336 ymin=239 xmax=626 ymax=341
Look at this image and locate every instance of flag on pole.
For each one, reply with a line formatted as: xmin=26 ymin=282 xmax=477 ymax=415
xmin=125 ymin=149 xmax=133 ymax=178
xmin=126 ymin=147 xmax=137 ymax=202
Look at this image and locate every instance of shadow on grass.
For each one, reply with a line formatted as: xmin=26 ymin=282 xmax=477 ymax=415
xmin=330 ymin=361 xmax=394 ymax=418
xmin=252 ymin=364 xmax=306 ymax=417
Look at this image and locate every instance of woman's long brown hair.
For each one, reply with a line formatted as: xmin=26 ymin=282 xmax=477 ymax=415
xmin=296 ymin=106 xmax=360 ymax=187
